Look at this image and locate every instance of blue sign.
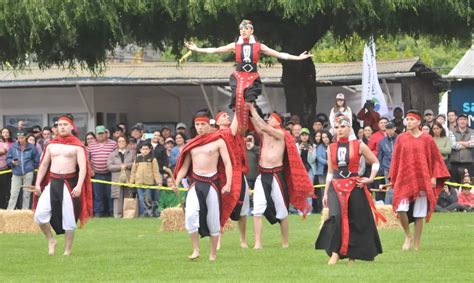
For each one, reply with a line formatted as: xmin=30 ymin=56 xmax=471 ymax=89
xmin=449 ymin=82 xmax=474 ymax=128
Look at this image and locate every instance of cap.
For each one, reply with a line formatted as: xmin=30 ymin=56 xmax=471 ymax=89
xmin=300 ymin=128 xmax=310 ymax=135
xmin=176 ymin=122 xmax=187 ymax=129
xmin=130 ymin=123 xmax=144 ymax=131
xmin=457 ymin=113 xmax=469 ymax=120
xmin=165 ymin=137 xmax=175 ymax=144
xmin=336 ymin=93 xmax=345 ymax=100
xmin=424 ymin=109 xmax=434 ymax=116
xmin=386 ymin=122 xmax=395 ymax=129
xmin=95 ymin=125 xmax=107 ymax=134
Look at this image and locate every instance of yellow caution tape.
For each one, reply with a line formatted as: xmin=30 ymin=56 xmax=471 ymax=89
xmin=0 ymin=169 xmax=12 ymax=175
xmin=90 ymin=179 xmax=188 ymax=192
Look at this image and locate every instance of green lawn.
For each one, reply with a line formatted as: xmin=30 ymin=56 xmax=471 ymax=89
xmin=1 ymin=213 xmax=473 ymax=282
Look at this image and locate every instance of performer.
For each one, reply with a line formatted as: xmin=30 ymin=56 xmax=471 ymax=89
xmin=247 ymin=103 xmax=314 ymax=249
xmin=315 ymin=114 xmax=384 ymax=265
xmin=390 ymin=110 xmax=450 ymax=251
xmin=173 ymin=111 xmax=239 ymax=261
xmin=185 ymin=19 xmax=312 ymax=134
xmin=215 ymin=111 xmax=250 ymax=248
xmin=32 ymin=114 xmax=93 ymax=256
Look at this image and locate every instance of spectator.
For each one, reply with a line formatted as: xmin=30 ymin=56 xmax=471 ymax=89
xmin=423 ymin=109 xmax=435 ymax=128
xmin=6 ymin=131 xmax=39 ymax=210
xmin=107 ymin=136 xmax=136 ymax=218
xmin=176 ymin=122 xmax=187 ymax=136
xmin=449 ymin=114 xmax=474 ymax=183
xmin=27 ymin=134 xmax=42 ymax=157
xmin=315 ymin=113 xmax=329 ymax=130
xmin=290 ymin=114 xmax=301 ymax=125
xmin=378 ymin=122 xmax=398 ymax=204
xmin=40 ymin=127 xmax=52 ymax=149
xmin=308 ymin=130 xmax=331 ymax=213
xmin=150 ymin=131 xmax=168 ymax=173
xmin=111 ymin=127 xmax=125 ymax=141
xmin=291 ymin=123 xmax=302 ymax=142
xmin=117 ymin=123 xmax=127 ymax=136
xmin=127 ymin=136 xmax=137 ymax=151
xmin=130 ymin=124 xmax=145 ymax=145
xmin=245 ymin=133 xmax=259 ymax=190
xmin=31 ymin=125 xmax=42 ymax=142
xmin=361 ymin=125 xmax=373 ymax=145
xmin=436 ymin=114 xmax=446 ymax=127
xmin=0 ymin=133 xmax=11 ymax=209
xmin=435 ymin=186 xmax=458 ymax=212
xmin=329 ymin=93 xmax=355 ymax=139
xmin=430 ymin=122 xmax=451 ymax=166
xmin=12 ymin=120 xmax=26 ymax=137
xmin=84 ymin=132 xmax=96 ymax=146
xmin=169 ymin=133 xmax=186 ymax=169
xmin=297 ymin=128 xmax=314 ymax=213
xmin=1 ymin=127 xmax=14 ymax=147
xmin=312 ymin=119 xmax=324 ymax=135
xmin=421 ymin=123 xmax=431 ymax=135
xmin=161 ymin=126 xmax=172 ymax=139
xmin=447 ymin=110 xmax=457 ymax=132
xmin=392 ymin=107 xmax=405 ymax=134
xmin=357 ymin=100 xmax=381 ymax=131
xmin=285 ymin=120 xmax=295 ymax=132
xmin=51 ymin=120 xmax=58 ymax=139
xmin=129 ymin=143 xmax=162 ymax=217
xmin=164 ymin=137 xmax=175 ymax=165
xmin=357 ymin=128 xmax=364 ymax=140
xmin=368 ymin=117 xmax=389 ymax=156
xmin=457 ymin=171 xmax=472 ymax=211
xmin=88 ymin=125 xmax=117 ymax=217
xmin=158 ymin=176 xmax=186 ymax=211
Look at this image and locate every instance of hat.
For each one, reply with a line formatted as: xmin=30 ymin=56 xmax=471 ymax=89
xmin=424 ymin=109 xmax=434 ymax=116
xmin=165 ymin=137 xmax=175 ymax=144
xmin=457 ymin=113 xmax=468 ymax=120
xmin=16 ymin=130 xmax=27 ymax=137
xmin=176 ymin=122 xmax=187 ymax=129
xmin=95 ymin=125 xmax=106 ymax=134
xmin=386 ymin=122 xmax=395 ymax=129
xmin=436 ymin=114 xmax=446 ymax=120
xmin=300 ymin=128 xmax=310 ymax=135
xmin=130 ymin=123 xmax=144 ymax=131
xmin=336 ymin=93 xmax=345 ymax=100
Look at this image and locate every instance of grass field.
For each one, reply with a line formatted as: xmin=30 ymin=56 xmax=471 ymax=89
xmin=1 ymin=213 xmax=473 ymax=282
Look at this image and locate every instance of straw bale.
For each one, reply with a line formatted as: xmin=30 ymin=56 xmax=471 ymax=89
xmin=0 ymin=209 xmax=40 ymax=233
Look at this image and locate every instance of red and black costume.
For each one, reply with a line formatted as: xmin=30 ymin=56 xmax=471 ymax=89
xmin=315 ymin=138 xmax=383 ymax=261
xmin=229 ymin=35 xmax=263 ymax=133
xmin=174 ymin=132 xmax=240 ymax=237
xmin=34 ymin=134 xmax=93 ymax=234
xmin=390 ymin=132 xmax=450 ymax=222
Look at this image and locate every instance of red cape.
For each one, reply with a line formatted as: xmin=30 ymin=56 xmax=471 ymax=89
xmin=34 ymin=135 xmax=93 ymax=228
xmin=174 ymin=132 xmax=241 ymax=228
xmin=219 ymin=128 xmax=249 ymax=174
xmin=390 ymin=132 xmax=450 ymax=222
xmin=282 ymin=131 xmax=314 ymax=215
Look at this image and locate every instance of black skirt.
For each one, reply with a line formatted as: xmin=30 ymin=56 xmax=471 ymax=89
xmin=315 ymin=185 xmax=382 ymax=261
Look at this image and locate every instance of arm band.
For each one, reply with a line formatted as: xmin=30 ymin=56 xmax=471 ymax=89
xmin=371 ymin=163 xmax=380 ymax=172
xmin=278 ymin=52 xmax=290 ymax=60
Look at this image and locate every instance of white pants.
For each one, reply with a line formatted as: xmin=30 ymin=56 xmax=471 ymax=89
xmin=34 ymin=183 xmax=77 ymax=232
xmin=185 ymin=173 xmax=220 ymax=236
xmin=252 ymin=174 xmax=288 ymax=220
xmin=239 ymin=177 xmax=250 ymax=217
xmin=396 ymin=191 xmax=428 ymax=218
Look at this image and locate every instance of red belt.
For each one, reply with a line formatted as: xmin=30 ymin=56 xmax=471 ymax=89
xmin=50 ymin=172 xmax=77 ymax=180
xmin=332 ymin=177 xmax=386 ymax=256
xmin=190 ymin=172 xmax=219 ymax=183
xmin=258 ymin=165 xmax=284 ymax=174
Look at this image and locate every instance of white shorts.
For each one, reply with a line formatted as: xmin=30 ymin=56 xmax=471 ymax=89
xmin=34 ymin=184 xmax=77 ymax=232
xmin=184 ymin=172 xmax=220 ymax=237
xmin=239 ymin=176 xmax=250 ymax=217
xmin=252 ymin=174 xmax=288 ymax=220
xmin=396 ymin=191 xmax=428 ymax=218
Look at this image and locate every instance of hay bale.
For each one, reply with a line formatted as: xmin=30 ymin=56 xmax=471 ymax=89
xmin=160 ymin=207 xmax=237 ymax=232
xmin=319 ymin=205 xmax=400 ymax=230
xmin=0 ymin=209 xmax=40 ymax=233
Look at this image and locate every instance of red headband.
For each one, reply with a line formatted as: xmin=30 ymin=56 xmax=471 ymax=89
xmin=58 ymin=116 xmax=74 ymax=125
xmin=215 ymin=112 xmax=226 ymax=122
xmin=406 ymin=113 xmax=421 ymax=121
xmin=271 ymin=113 xmax=282 ymax=125
xmin=195 ymin=116 xmax=210 ymax=124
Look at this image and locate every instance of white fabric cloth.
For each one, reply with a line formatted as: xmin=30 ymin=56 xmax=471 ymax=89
xmin=252 ymin=174 xmax=288 ymax=219
xmin=184 ymin=172 xmax=220 ymax=236
xmin=240 ymin=176 xmax=250 ymax=216
xmin=34 ymin=183 xmax=76 ymax=231
xmin=396 ymin=191 xmax=428 ymax=218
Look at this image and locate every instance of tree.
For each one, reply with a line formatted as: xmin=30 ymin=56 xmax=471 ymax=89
xmin=0 ymin=1 xmax=472 ymax=120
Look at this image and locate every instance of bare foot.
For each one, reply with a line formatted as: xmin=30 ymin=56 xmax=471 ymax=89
xmin=282 ymin=244 xmax=289 ymax=248
xmin=240 ymin=241 xmax=248 ymax=248
xmin=188 ymin=250 xmax=199 ymax=260
xmin=48 ymin=239 xmax=57 ymax=256
xmin=402 ymin=237 xmax=412 ymax=251
xmin=63 ymin=251 xmax=72 ymax=256
xmin=209 ymin=255 xmax=216 ymax=261
xmin=328 ymin=253 xmax=339 ymax=265
xmin=253 ymin=244 xmax=262 ymax=250
xmin=414 ymin=244 xmax=420 ymax=252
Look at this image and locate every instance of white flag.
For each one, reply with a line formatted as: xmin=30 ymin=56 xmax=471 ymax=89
xmin=361 ymin=39 xmax=389 ymax=117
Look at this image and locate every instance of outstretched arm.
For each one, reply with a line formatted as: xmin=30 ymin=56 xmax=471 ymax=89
xmin=230 ymin=113 xmax=238 ymax=136
xmin=248 ymin=103 xmax=284 ymax=140
xmin=260 ymin=44 xmax=312 ymax=61
xmin=185 ymin=42 xmax=235 ymax=54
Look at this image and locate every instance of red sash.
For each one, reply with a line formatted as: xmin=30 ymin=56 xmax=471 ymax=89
xmin=233 ymin=71 xmax=260 ymax=135
xmin=332 ymin=177 xmax=386 ymax=255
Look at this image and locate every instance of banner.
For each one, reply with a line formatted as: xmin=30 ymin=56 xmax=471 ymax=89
xmin=361 ymin=39 xmax=389 ymax=117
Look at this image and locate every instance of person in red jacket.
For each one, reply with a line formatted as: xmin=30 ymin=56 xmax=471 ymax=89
xmin=357 ymin=100 xmax=381 ymax=132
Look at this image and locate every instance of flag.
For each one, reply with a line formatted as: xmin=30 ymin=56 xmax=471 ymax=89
xmin=361 ymin=39 xmax=389 ymax=117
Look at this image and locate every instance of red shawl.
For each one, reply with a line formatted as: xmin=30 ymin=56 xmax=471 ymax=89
xmin=282 ymin=130 xmax=315 ymax=215
xmin=174 ymin=132 xmax=241 ymax=227
xmin=219 ymin=128 xmax=249 ymax=174
xmin=34 ymin=135 xmax=93 ymax=228
xmin=390 ymin=132 xmax=450 ymax=222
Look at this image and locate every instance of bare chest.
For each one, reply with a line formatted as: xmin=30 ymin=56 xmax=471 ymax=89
xmin=190 ymin=141 xmax=220 ymax=157
xmin=50 ymin=144 xmax=77 ymax=159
